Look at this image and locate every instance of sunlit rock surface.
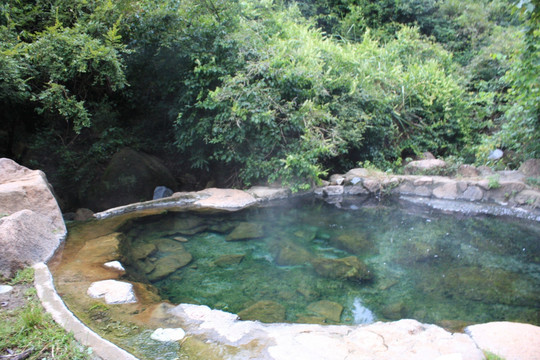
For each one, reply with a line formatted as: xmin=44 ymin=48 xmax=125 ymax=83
xmin=87 ymin=280 xmax=137 ymax=304
xmin=466 ymin=322 xmax=540 ymax=360
xmin=0 ymin=158 xmax=66 ymax=278
xmin=170 ymin=304 xmax=484 ymax=360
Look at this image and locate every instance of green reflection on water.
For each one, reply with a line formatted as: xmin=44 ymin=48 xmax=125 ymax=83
xmin=122 ymin=196 xmax=540 ymax=327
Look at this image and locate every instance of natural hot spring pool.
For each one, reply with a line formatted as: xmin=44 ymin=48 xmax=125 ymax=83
xmin=117 ymin=196 xmax=540 ymax=327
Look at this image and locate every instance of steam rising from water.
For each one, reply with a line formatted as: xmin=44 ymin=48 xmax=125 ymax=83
xmin=352 ymin=298 xmax=375 ymax=324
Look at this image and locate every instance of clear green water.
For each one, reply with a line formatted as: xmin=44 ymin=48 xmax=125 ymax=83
xmin=121 ymin=196 xmax=540 ymax=327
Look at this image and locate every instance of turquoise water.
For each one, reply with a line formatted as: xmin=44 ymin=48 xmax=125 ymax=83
xmin=121 ymin=196 xmax=540 ymax=327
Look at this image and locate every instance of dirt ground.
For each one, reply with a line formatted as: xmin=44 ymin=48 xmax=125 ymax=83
xmin=0 ymin=284 xmax=31 ymax=311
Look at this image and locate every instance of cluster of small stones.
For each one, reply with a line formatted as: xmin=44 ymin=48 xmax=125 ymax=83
xmin=317 ymin=163 xmax=540 ymax=211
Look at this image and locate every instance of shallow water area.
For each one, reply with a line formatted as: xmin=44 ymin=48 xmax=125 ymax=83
xmin=122 ymin=196 xmax=540 ymax=327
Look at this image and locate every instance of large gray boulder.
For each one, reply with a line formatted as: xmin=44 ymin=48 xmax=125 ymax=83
xmin=0 ymin=158 xmax=66 ymax=278
xmin=85 ymin=148 xmax=176 ymax=211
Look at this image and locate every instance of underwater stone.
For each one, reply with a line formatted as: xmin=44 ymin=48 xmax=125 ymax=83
xmin=330 ymin=232 xmax=372 ymax=254
xmin=214 ymin=254 xmax=245 ymax=267
xmin=307 ymin=300 xmax=343 ymax=322
xmin=274 ymin=241 xmax=312 ymax=266
xmin=381 ymin=302 xmax=406 ymax=320
xmin=237 ymin=300 xmax=286 ymax=323
xmin=156 ymin=239 xmax=188 ymax=253
xmin=226 ymin=222 xmax=264 ymax=241
xmin=150 ymin=327 xmax=186 ymax=342
xmin=311 ymin=256 xmax=372 ymax=282
xmin=173 ymin=217 xmax=205 ymax=231
xmin=147 ymin=252 xmax=193 ymax=281
xmin=131 ymin=243 xmax=157 ymax=260
xmin=87 ymin=280 xmax=137 ymax=304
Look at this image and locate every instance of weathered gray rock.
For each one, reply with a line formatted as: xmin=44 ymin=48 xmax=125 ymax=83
xmin=514 ymin=190 xmax=540 ymax=207
xmin=0 ymin=158 xmax=66 ymax=278
xmin=87 ymin=280 xmax=137 ymax=304
xmin=432 ymin=180 xmax=458 ymax=200
xmin=466 ymin=322 xmax=540 ymax=360
xmin=74 ymin=208 xmax=94 ymax=221
xmin=329 ymin=174 xmax=345 ymax=185
xmin=459 ymin=186 xmax=484 ymax=201
xmin=458 ymin=165 xmax=480 ymax=178
xmin=404 ymin=159 xmax=447 ymax=175
xmin=195 ymin=188 xmax=258 ymax=210
xmin=519 ymin=159 xmax=540 ymax=177
xmin=246 ymin=186 xmax=290 ymax=201
xmin=321 ymin=185 xmax=344 ymax=196
xmin=0 ymin=211 xmax=62 ymax=279
xmin=153 ymin=186 xmax=173 ymax=200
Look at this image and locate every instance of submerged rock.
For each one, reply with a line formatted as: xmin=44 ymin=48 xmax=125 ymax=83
xmin=307 ymin=300 xmax=343 ymax=322
xmin=274 ymin=241 xmax=313 ymax=266
xmin=311 ymin=256 xmax=372 ymax=282
xmin=238 ymin=300 xmax=286 ymax=323
xmin=214 ymin=254 xmax=245 ymax=267
xmin=226 ymin=222 xmax=264 ymax=241
xmin=330 ymin=232 xmax=372 ymax=254
xmin=147 ymin=252 xmax=193 ymax=281
xmin=87 ymin=280 xmax=137 ymax=304
xmin=131 ymin=243 xmax=157 ymax=260
xmin=151 ymin=327 xmax=186 ymax=342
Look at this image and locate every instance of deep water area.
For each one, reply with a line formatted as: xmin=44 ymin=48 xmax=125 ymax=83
xmin=120 ymin=196 xmax=540 ymax=327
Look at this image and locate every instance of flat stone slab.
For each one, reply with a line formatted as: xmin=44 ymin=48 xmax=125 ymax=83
xmin=246 ymin=186 xmax=290 ymax=201
xmin=466 ymin=322 xmax=540 ymax=360
xmin=195 ymin=188 xmax=258 ymax=210
xmin=150 ymin=327 xmax=186 ymax=342
xmin=170 ymin=304 xmax=484 ymax=359
xmin=87 ymin=280 xmax=137 ymax=304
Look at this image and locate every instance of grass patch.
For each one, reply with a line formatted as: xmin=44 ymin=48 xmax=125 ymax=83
xmin=484 ymin=350 xmax=505 ymax=360
xmin=0 ymin=268 xmax=93 ymax=360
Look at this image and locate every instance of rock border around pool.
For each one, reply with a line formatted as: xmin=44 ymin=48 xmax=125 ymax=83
xmin=93 ymin=167 xmax=540 ymax=222
xmin=2 ymin=158 xmax=536 ymax=360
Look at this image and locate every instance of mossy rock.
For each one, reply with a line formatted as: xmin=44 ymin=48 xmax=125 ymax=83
xmin=214 ymin=254 xmax=245 ymax=267
xmin=131 ymin=243 xmax=157 ymax=260
xmin=237 ymin=300 xmax=286 ymax=323
xmin=226 ymin=222 xmax=264 ymax=241
xmin=147 ymin=252 xmax=193 ymax=281
xmin=311 ymin=256 xmax=372 ymax=282
xmin=330 ymin=232 xmax=372 ymax=254
xmin=306 ymin=300 xmax=343 ymax=322
xmin=274 ymin=241 xmax=313 ymax=266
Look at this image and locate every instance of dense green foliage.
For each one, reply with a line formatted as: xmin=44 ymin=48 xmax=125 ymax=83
xmin=0 ymin=0 xmax=538 ymax=205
